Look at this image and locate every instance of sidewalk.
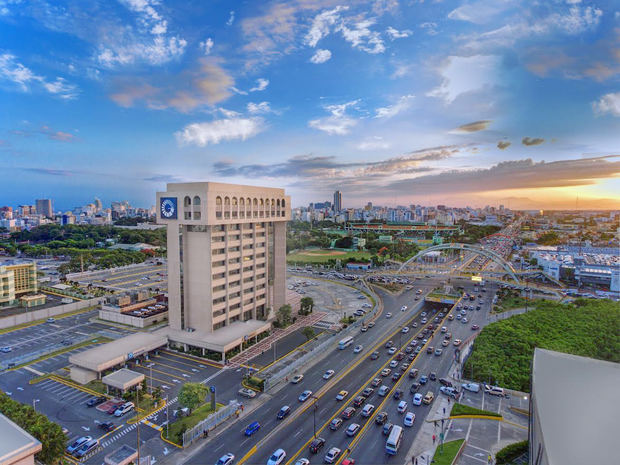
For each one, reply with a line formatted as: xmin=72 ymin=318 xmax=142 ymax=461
xmin=405 ymin=394 xmax=454 ymax=464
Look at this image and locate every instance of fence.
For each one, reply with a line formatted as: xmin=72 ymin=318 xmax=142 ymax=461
xmin=182 ymin=400 xmax=241 ymax=447
xmin=0 ymin=333 xmax=95 ymax=371
xmin=0 ymin=297 xmax=102 ymax=330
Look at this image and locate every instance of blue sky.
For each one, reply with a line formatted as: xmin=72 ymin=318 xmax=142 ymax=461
xmin=1 ymin=0 xmax=618 ymax=211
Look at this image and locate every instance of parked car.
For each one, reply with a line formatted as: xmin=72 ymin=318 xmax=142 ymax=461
xmin=353 ymin=396 xmax=365 ymax=408
xmin=98 ymin=421 xmax=115 ymax=432
xmin=1 ymin=346 xmax=12 ymax=353
xmin=439 ymin=378 xmax=453 ymax=387
xmin=440 ymin=386 xmax=458 ymax=398
xmin=86 ymin=396 xmax=106 ymax=407
xmin=74 ymin=439 xmax=98 ymax=458
xmin=114 ymin=402 xmax=134 ymax=417
xmin=66 ymin=436 xmax=91 ymax=454
xmin=461 ymin=382 xmax=480 ymax=393
xmin=484 ymin=384 xmax=506 ymax=397
xmin=471 ymin=324 xmax=480 ymax=330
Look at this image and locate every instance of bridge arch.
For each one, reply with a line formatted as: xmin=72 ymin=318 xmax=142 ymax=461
xmin=398 ymin=243 xmax=521 ymax=283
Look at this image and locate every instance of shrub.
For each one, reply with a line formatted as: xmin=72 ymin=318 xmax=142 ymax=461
xmin=496 ymin=440 xmax=528 ymax=464
xmin=451 ymin=403 xmax=502 ymax=418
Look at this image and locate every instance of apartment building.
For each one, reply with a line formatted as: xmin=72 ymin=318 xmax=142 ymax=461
xmin=0 ymin=261 xmax=37 ymax=307
xmin=156 ymin=182 xmax=290 ymax=357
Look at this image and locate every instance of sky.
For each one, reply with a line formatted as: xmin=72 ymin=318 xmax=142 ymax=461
xmin=0 ymin=0 xmax=619 ymax=211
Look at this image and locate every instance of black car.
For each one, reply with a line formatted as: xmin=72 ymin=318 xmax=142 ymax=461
xmin=393 ymin=389 xmax=404 ymax=400
xmin=410 ymin=382 xmax=420 ymax=393
xmin=99 ymin=421 xmax=115 ymax=432
xmin=439 ymin=378 xmax=453 ymax=387
xmin=309 ymin=437 xmax=326 ymax=454
xmin=362 ymin=387 xmax=374 ymax=397
xmin=86 ymin=396 xmax=107 ymax=407
xmin=277 ymin=405 xmax=290 ymax=419
xmin=429 ymin=372 xmax=437 ymax=381
xmin=353 ymin=396 xmax=365 ymax=407
xmin=374 ymin=412 xmax=388 ymax=425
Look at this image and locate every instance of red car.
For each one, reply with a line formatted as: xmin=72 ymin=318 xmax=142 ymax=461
xmin=342 ymin=460 xmax=355 ymax=465
xmin=471 ymin=324 xmax=480 ymax=330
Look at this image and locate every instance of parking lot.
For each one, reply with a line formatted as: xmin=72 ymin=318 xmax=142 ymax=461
xmin=72 ymin=262 xmax=168 ymax=293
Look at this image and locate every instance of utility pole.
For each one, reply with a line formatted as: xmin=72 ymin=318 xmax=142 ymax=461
xmin=136 ymin=386 xmax=141 ymax=462
xmin=165 ymin=395 xmax=169 ymax=439
xmin=312 ymin=396 xmax=318 ymax=438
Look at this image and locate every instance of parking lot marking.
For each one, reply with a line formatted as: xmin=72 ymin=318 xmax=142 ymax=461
xmin=23 ymin=366 xmax=44 ymax=376
xmin=146 ymin=360 xmax=194 ymax=375
xmin=152 ymin=353 xmax=207 ymax=369
xmin=160 ymin=349 xmax=222 ymax=368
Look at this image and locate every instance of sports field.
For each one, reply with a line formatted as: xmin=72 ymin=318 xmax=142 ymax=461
xmin=286 ymin=248 xmax=371 ymax=264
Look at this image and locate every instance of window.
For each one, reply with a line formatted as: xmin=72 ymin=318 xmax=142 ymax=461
xmin=276 ymin=199 xmax=280 ymax=217
xmin=212 ymin=248 xmax=225 ymax=255
xmin=253 ymin=198 xmax=258 ymax=217
xmin=228 ymin=257 xmax=240 ymax=264
xmin=184 ymin=196 xmax=191 ymax=207
xmin=213 ymin=260 xmax=225 ymax=268
xmin=224 ymin=197 xmax=231 ymax=219
xmin=259 ymin=199 xmax=264 ymax=218
xmin=246 ymin=197 xmax=252 ymax=218
xmin=213 ymin=321 xmax=225 ymax=330
xmin=243 ymin=287 xmax=254 ymax=294
xmin=271 ymin=198 xmax=275 ymax=217
xmin=213 ymin=284 xmax=226 ymax=292
xmin=239 ymin=198 xmax=245 ymax=218
xmin=213 ymin=272 xmax=226 ymax=280
xmin=216 ymin=196 xmax=222 ymax=219
xmin=229 ymin=280 xmax=240 ymax=288
xmin=193 ymin=196 xmax=201 ymax=205
xmin=213 ymin=297 xmax=226 ymax=305
xmin=243 ymin=310 xmax=253 ymax=321
xmin=232 ymin=197 xmax=238 ymax=218
xmin=184 ymin=211 xmax=191 ymax=220
xmin=244 ymin=297 xmax=254 ymax=306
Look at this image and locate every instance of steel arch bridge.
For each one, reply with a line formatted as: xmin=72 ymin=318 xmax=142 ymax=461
xmin=397 ymin=243 xmax=521 ymax=283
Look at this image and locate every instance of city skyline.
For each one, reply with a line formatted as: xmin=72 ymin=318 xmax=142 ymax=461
xmin=1 ymin=0 xmax=619 ymax=210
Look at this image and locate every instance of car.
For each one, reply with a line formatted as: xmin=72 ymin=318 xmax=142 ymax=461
xmin=447 ymin=313 xmax=454 ymax=320
xmin=484 ymin=384 xmax=506 ymax=397
xmin=291 ymin=374 xmax=304 ymax=384
xmin=386 ymin=313 xmax=392 ymax=318
xmin=400 ymin=363 xmax=409 ymax=372
xmin=309 ymin=437 xmax=326 ymax=453
xmin=66 ymin=436 xmax=91 ymax=454
xmin=360 ymin=326 xmax=368 ymax=332
xmin=216 ymin=453 xmax=235 ymax=465
xmin=114 ymin=401 xmax=134 ymax=417
xmin=370 ymin=351 xmax=379 ymax=360
xmin=267 ymin=449 xmax=286 ymax=465
xmin=440 ymin=386 xmax=458 ymax=398
xmin=1 ymin=346 xmax=12 ymax=353
xmin=277 ymin=406 xmax=290 ymax=419
xmin=419 ymin=375 xmax=428 ymax=385
xmin=421 ymin=311 xmax=427 ymax=317
xmin=414 ymin=346 xmax=422 ymax=354
xmin=411 ymin=322 xmax=418 ymax=328
xmin=429 ymin=372 xmax=437 ymax=381
xmin=396 ymin=352 xmax=405 ymax=361
xmin=408 ymin=353 xmax=415 ymax=362
xmin=86 ymin=396 xmax=107 ymax=407
xmin=426 ymin=346 xmax=434 ymax=354
xmin=342 ymin=459 xmax=355 ymax=465
xmin=423 ymin=391 xmax=435 ymax=404
xmin=401 ymin=305 xmax=408 ymax=311
xmin=413 ymin=393 xmax=423 ymax=405
xmin=61 ymin=339 xmax=73 ymax=346
xmin=46 ymin=317 xmax=55 ymax=323
xmin=441 ymin=326 xmax=447 ymax=333
xmin=336 ymin=390 xmax=349 ymax=401
xmin=324 ymin=447 xmax=341 ymax=464
xmin=397 ymin=401 xmax=408 ymax=413
xmin=298 ymin=390 xmax=313 ymax=402
xmin=382 ymin=422 xmax=394 ymax=435
xmin=362 ymin=387 xmax=374 ymax=397
xmin=353 ymin=396 xmax=365 ymax=408
xmin=462 ymin=317 xmax=468 ymax=324
xmin=323 ymin=370 xmax=335 ymax=380
xmin=381 ymin=368 xmax=391 ymax=377
xmin=329 ymin=418 xmax=343 ymax=430
xmin=353 ymin=345 xmax=363 ymax=353
xmin=453 ymin=339 xmax=462 ymax=346
xmin=441 ymin=339 xmax=449 ymax=347
xmin=404 ymin=412 xmax=415 ymax=426
xmin=410 ymin=383 xmax=420 ymax=393
xmin=417 ymin=333 xmax=424 ymax=340
xmin=385 ymin=341 xmax=394 ymax=349
xmin=456 ymin=314 xmax=462 ymax=320
xmin=342 ymin=406 xmax=356 ymax=419
xmin=445 ymin=332 xmax=452 ymax=340
xmin=371 ymin=377 xmax=381 ymax=387
xmin=98 ymin=421 xmax=115 ymax=432
xmin=434 ymin=348 xmax=443 ymax=356
xmin=461 ymin=382 xmax=480 ymax=393
xmin=439 ymin=378 xmax=453 ymax=387
xmin=368 ymin=322 xmax=375 ymax=328
xmin=374 ymin=411 xmax=388 ymax=425
xmin=389 ymin=360 xmax=399 ymax=368
xmin=74 ymin=439 xmax=98 ymax=458
xmin=409 ymin=368 xmax=419 ymax=378
xmin=238 ymin=388 xmax=257 ymax=398
xmin=393 ymin=389 xmax=404 ymax=400
xmin=421 ymin=318 xmax=427 ymax=324
xmin=106 ymin=403 xmax=121 ymax=415
xmin=388 ymin=347 xmax=397 ymax=355
xmin=471 ymin=324 xmax=480 ymax=330
xmin=391 ymin=372 xmax=401 ymax=381
xmin=245 ymin=421 xmax=261 ymax=436
xmin=346 ymin=423 xmax=361 ymax=436
xmin=401 ymin=327 xmax=409 ymax=334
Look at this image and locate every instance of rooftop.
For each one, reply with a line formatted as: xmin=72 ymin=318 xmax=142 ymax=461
xmin=102 ymin=368 xmax=144 ymax=390
xmin=0 ymin=413 xmax=42 ymax=465
xmin=532 ymin=348 xmax=619 ymax=465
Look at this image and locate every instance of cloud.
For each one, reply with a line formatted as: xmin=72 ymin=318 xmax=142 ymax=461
xmin=497 ymin=140 xmax=511 ymax=149
xmin=0 ymin=53 xmax=78 ymax=99
xmin=109 ymin=59 xmax=233 ymax=111
xmin=11 ymin=124 xmax=77 ymax=142
xmin=23 ymin=168 xmax=75 ymax=176
xmin=522 ymin=137 xmax=545 ymax=146
xmin=358 ymin=136 xmax=390 ymax=151
xmin=375 ymin=94 xmax=415 ymax=118
xmin=592 ymin=92 xmax=620 ymax=117
xmin=305 ymin=6 xmax=348 ymax=47
xmin=310 ymin=49 xmax=332 ymax=64
xmin=175 ymin=117 xmax=265 ymax=146
xmin=247 ymin=101 xmax=273 ymax=114
xmin=143 ymin=174 xmax=187 ymax=183
xmin=450 ymin=120 xmax=491 ymax=133
xmin=339 ymin=19 xmax=386 ymax=54
xmin=249 ymin=78 xmax=269 ymax=92
xmin=426 ymin=55 xmax=502 ymax=104
xmin=420 ymin=22 xmax=438 ymax=35
xmin=308 ymin=100 xmax=361 ymax=135
xmin=226 ymin=10 xmax=235 ymax=26
xmin=386 ymin=26 xmax=412 ymax=40
xmin=48 ymin=131 xmax=76 ymax=142
xmin=199 ymin=37 xmax=214 ymax=55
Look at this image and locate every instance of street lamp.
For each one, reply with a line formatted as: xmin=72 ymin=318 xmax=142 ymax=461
xmin=310 ymin=395 xmax=319 ymax=438
xmin=32 ymin=398 xmax=40 ymax=411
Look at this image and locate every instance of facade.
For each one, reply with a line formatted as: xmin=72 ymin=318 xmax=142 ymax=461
xmin=333 ymin=190 xmax=342 ymax=212
xmin=529 ymin=349 xmax=618 ymax=465
xmin=0 ymin=261 xmax=37 ymax=307
xmin=156 ymin=182 xmax=290 ymax=354
xmin=35 ymin=199 xmax=53 ymax=218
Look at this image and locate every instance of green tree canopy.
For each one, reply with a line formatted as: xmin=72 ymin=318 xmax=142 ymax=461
xmin=178 ymin=383 xmax=209 ymax=413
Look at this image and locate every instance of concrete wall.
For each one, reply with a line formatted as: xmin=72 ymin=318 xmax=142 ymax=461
xmin=98 ymin=309 xmax=168 ymax=328
xmin=0 ymin=297 xmax=102 ymax=330
xmin=184 ymin=229 xmax=212 ymax=333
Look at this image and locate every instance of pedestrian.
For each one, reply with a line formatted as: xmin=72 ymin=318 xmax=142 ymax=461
xmin=443 ymin=407 xmax=446 ymax=415
xmin=432 ymin=434 xmax=436 ymax=444
xmin=448 ymin=397 xmax=450 ymax=404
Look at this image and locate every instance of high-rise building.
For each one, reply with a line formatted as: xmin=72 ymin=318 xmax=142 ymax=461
xmin=35 ymin=199 xmax=53 ymax=218
xmin=333 ymin=190 xmax=342 ymax=212
xmin=157 ymin=182 xmax=290 ymax=357
xmin=94 ymin=197 xmax=103 ymax=212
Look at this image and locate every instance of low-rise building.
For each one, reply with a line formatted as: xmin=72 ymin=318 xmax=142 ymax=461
xmin=0 ymin=261 xmax=37 ymax=307
xmin=0 ymin=412 xmax=42 ymax=465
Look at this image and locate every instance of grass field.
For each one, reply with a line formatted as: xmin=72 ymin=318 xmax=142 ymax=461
xmin=432 ymin=439 xmax=465 ymax=465
xmin=287 ymin=248 xmax=371 ymax=264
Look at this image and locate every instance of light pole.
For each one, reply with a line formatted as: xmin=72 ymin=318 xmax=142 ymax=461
xmin=165 ymin=395 xmax=169 ymax=439
xmin=32 ymin=398 xmax=39 ymax=411
xmin=310 ymin=395 xmax=319 ymax=438
xmin=273 ymin=339 xmax=277 ymax=363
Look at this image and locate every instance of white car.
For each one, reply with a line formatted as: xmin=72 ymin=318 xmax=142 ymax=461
xmin=403 ymin=412 xmax=415 ymax=426
xmin=401 ymin=305 xmax=408 ymax=311
xmin=421 ymin=311 xmax=427 ymax=317
xmin=216 ymin=453 xmax=235 ymax=465
xmin=324 ymin=447 xmax=341 ymax=464
xmin=353 ymin=345 xmax=363 ymax=353
xmin=298 ymin=390 xmax=313 ymax=402
xmin=291 ymin=374 xmax=304 ymax=384
xmin=461 ymin=382 xmax=480 ymax=393
xmin=267 ymin=449 xmax=286 ymax=465
xmin=397 ymin=400 xmax=408 ymax=413
xmin=401 ymin=327 xmax=409 ymax=334
xmin=323 ymin=370 xmax=335 ymax=380
xmin=386 ymin=312 xmax=392 ymax=318
xmin=388 ymin=347 xmax=397 ymax=355
xmin=389 ymin=360 xmax=399 ymax=368
xmin=462 ymin=317 xmax=468 ymax=324
xmin=295 ymin=459 xmax=310 ymax=465
xmin=412 ymin=393 xmax=423 ymax=405
xmin=421 ymin=318 xmax=427 ymax=324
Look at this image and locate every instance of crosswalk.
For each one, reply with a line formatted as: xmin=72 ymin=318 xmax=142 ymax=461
xmin=312 ymin=320 xmax=336 ymax=330
xmin=99 ymin=423 xmax=138 ymax=448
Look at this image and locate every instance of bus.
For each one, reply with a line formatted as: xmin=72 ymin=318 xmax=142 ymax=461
xmin=338 ymin=336 xmax=354 ymax=350
xmin=385 ymin=425 xmax=403 ymax=455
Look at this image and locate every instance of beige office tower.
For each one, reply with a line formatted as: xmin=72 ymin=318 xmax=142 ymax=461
xmin=156 ymin=183 xmax=290 ymax=350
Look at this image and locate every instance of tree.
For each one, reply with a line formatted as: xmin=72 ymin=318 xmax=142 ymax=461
xmin=302 ymin=326 xmax=315 ymax=341
xmin=300 ymin=297 xmax=314 ymax=315
xmin=276 ymin=304 xmax=292 ymax=327
xmin=178 ymin=383 xmax=209 ymax=413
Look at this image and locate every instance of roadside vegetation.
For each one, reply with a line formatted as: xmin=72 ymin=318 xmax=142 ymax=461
xmin=165 ymin=383 xmax=221 ymax=445
xmin=496 ymin=440 xmax=529 ymax=464
xmin=464 ymin=299 xmax=620 ymax=391
xmin=451 ymin=403 xmax=502 ymax=418
xmin=492 ymin=288 xmax=540 ymax=313
xmin=431 ymin=439 xmax=465 ymax=465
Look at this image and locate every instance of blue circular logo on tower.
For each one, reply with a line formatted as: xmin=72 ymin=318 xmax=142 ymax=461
xmin=160 ymin=197 xmax=177 ymax=219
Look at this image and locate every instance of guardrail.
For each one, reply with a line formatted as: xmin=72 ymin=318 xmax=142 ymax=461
xmin=182 ymin=400 xmax=241 ymax=447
